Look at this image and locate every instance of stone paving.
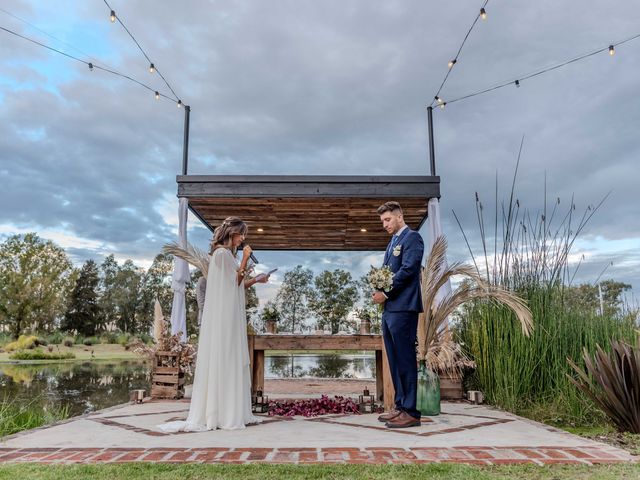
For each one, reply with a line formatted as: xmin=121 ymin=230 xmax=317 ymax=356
xmin=1 ymin=397 xmax=636 ymax=465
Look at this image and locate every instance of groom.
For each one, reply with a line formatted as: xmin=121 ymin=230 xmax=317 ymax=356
xmin=372 ymin=201 xmax=424 ymax=428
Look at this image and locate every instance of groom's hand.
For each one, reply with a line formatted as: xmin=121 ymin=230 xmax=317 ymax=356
xmin=372 ymin=291 xmax=386 ymax=304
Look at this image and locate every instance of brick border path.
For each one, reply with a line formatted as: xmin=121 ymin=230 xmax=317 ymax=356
xmin=0 ymin=445 xmax=634 ymax=465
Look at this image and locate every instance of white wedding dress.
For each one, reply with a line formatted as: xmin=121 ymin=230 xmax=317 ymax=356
xmin=158 ymin=248 xmax=262 ymax=432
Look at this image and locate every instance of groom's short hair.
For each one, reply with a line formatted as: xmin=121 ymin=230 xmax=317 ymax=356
xmin=377 ymin=201 xmax=403 ymax=215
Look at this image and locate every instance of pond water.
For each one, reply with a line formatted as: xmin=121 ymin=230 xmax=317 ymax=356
xmin=0 ymin=354 xmax=375 ymax=416
xmin=265 ymin=354 xmax=376 ymax=379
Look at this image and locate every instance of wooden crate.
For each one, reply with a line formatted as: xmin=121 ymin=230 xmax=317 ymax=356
xmin=150 ymin=351 xmax=185 ymax=399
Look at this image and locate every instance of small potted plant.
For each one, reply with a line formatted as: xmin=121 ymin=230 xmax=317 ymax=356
xmin=261 ymin=301 xmax=280 ymax=334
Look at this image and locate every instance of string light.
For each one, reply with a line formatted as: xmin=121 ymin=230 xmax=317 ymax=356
xmin=430 ymin=0 xmax=491 ymax=107
xmin=435 ymin=95 xmax=443 ymax=104
xmin=360 ymin=228 xmax=367 ymax=232
xmin=440 ymin=102 xmax=446 ymax=109
xmin=0 ymin=25 xmax=176 ymax=106
xmin=436 ymin=32 xmax=640 ymax=109
xmin=177 ymin=99 xmax=182 ymax=108
xmin=155 ymin=91 xmax=160 ymax=100
xmin=109 ymin=10 xmax=116 ymax=23
xmin=102 ymin=0 xmax=181 ymax=103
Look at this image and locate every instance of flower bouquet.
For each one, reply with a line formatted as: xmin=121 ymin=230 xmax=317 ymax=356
xmin=367 ymin=265 xmax=394 ymax=293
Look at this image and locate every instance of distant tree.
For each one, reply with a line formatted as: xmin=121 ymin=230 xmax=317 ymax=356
xmin=308 ymin=269 xmax=359 ymax=334
xmin=98 ymin=254 xmax=120 ymax=330
xmin=62 ymin=260 xmax=101 ymax=335
xmin=276 ymin=265 xmax=314 ymax=333
xmin=185 ymin=269 xmax=201 ymax=337
xmin=137 ymin=253 xmax=174 ymax=331
xmin=113 ymin=260 xmax=143 ymax=333
xmin=0 ymin=233 xmax=73 ymax=337
xmin=246 ymin=285 xmax=259 ymax=323
xmin=564 ymin=279 xmax=632 ymax=317
xmin=356 ymin=275 xmax=382 ymax=333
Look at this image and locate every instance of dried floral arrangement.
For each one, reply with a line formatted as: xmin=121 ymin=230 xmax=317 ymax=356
xmin=130 ymin=328 xmax=197 ymax=374
xmin=267 ymin=395 xmax=361 ymax=417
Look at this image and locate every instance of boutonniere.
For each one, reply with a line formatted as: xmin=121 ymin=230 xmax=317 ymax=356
xmin=392 ymin=244 xmax=402 ymax=256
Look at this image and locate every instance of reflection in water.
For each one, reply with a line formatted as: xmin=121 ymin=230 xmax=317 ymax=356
xmin=0 ymin=354 xmax=376 ymax=416
xmin=266 ymin=354 xmax=375 ymax=379
xmin=0 ymin=361 xmax=152 ymax=417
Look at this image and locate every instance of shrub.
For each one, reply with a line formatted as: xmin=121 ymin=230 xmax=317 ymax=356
xmin=46 ymin=331 xmax=65 ymax=345
xmin=62 ymin=337 xmax=74 ymax=348
xmin=35 ymin=337 xmax=48 ymax=347
xmin=9 ymin=349 xmax=76 ymax=360
xmin=117 ymin=333 xmax=131 ymax=347
xmin=5 ymin=335 xmax=38 ymax=352
xmin=99 ymin=332 xmax=118 ymax=344
xmin=568 ymin=339 xmax=640 ymax=433
xmin=83 ymin=337 xmax=97 ymax=346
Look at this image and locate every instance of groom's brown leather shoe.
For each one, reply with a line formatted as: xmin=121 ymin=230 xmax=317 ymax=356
xmin=385 ymin=411 xmax=421 ymax=428
xmin=377 ymin=408 xmax=402 ymax=423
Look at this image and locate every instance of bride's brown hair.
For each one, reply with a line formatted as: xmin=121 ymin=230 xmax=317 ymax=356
xmin=210 ymin=217 xmax=248 ymax=255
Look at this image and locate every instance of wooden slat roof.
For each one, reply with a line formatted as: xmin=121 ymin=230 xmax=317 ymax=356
xmin=177 ymin=175 xmax=440 ymax=251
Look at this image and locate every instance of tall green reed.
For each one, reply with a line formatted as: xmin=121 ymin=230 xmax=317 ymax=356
xmin=0 ymin=397 xmax=69 ymax=437
xmin=454 ymin=138 xmax=637 ymax=426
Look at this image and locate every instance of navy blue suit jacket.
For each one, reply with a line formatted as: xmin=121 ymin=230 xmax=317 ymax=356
xmin=383 ymin=227 xmax=424 ymax=313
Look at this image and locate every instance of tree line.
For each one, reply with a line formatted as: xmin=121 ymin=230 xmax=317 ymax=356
xmin=0 ymin=233 xmax=257 ymax=339
xmin=0 ymin=233 xmax=632 ymax=339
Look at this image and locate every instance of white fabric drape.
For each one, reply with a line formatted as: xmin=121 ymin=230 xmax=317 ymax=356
xmin=158 ymin=248 xmax=261 ymax=432
xmin=170 ymin=198 xmax=189 ymax=342
xmin=427 ymin=198 xmax=452 ymax=310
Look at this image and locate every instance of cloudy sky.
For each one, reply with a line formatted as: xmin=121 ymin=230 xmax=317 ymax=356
xmin=1 ymin=0 xmax=639 ymax=306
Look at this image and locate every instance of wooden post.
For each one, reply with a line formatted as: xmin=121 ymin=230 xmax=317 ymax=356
xmin=375 ymin=350 xmax=384 ymax=402
xmin=252 ymin=349 xmax=265 ymax=394
xmin=381 ymin=338 xmax=395 ymax=411
xmin=248 ymin=334 xmax=255 ymax=392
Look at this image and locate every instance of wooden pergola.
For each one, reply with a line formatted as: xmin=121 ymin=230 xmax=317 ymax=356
xmin=177 ymin=174 xmax=440 ymax=410
xmin=178 ymin=175 xmax=440 ymax=250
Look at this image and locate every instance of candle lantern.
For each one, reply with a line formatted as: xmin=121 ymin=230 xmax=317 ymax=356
xmin=252 ymin=389 xmax=269 ymax=413
xmin=131 ymin=389 xmax=145 ymax=404
xmin=358 ymin=388 xmax=376 ymax=413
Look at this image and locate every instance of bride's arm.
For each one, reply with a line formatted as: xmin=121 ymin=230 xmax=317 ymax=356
xmin=236 ymin=245 xmax=252 ymax=286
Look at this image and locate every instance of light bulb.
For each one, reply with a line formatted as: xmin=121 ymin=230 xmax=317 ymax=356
xmin=480 ymin=8 xmax=487 ymax=20
xmin=515 ymin=80 xmax=520 ymax=88
xmin=88 ymin=62 xmax=93 ymax=71
xmin=440 ymin=102 xmax=446 ymax=110
xmin=435 ymin=96 xmax=443 ymax=104
xmin=448 ymin=59 xmax=457 ymax=69
xmin=609 ymin=45 xmax=615 ymax=56
xmin=149 ymin=63 xmax=155 ymax=73
xmin=177 ymin=100 xmax=182 ymax=108
xmin=110 ymin=10 xmax=116 ymax=23
xmin=257 ymin=228 xmax=264 ymax=232
xmin=360 ymin=228 xmax=367 ymax=232
xmin=154 ymin=91 xmax=160 ymax=100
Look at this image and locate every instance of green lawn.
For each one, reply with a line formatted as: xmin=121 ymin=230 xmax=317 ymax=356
xmin=0 ymin=464 xmax=638 ymax=480
xmin=0 ymin=344 xmax=144 ymax=363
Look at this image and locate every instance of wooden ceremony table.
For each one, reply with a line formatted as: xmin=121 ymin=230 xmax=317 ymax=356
xmin=248 ymin=334 xmax=395 ymax=411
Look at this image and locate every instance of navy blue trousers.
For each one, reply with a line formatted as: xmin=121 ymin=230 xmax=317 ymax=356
xmin=382 ymin=310 xmax=420 ymax=419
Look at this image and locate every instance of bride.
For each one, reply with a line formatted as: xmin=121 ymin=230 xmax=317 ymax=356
xmin=159 ymin=217 xmax=270 ymax=432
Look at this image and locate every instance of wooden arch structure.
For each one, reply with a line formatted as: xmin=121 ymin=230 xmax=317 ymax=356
xmin=177 ymin=174 xmax=440 ymax=410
